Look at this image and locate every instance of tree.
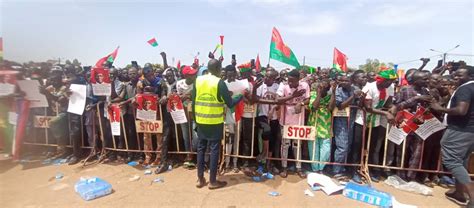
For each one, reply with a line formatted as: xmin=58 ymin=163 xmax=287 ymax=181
xmin=359 ymin=59 xmax=394 ymax=73
xmin=72 ymin=59 xmax=81 ymax=66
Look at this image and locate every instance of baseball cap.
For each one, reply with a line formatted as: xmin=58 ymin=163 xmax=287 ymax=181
xmin=182 ymin=66 xmax=198 ymax=75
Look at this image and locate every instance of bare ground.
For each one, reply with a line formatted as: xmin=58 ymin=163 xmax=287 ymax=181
xmin=0 ymin=154 xmax=461 ymax=208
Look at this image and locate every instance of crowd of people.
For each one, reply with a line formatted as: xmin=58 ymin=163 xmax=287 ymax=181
xmin=1 ymin=53 xmax=474 ymax=206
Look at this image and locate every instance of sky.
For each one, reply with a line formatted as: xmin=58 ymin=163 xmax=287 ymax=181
xmin=1 ymin=0 xmax=473 ymax=71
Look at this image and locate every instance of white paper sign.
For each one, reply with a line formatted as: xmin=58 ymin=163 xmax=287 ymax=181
xmin=387 ymin=126 xmax=408 ymax=145
xmin=67 ymin=84 xmax=87 ymax=115
xmin=8 ymin=112 xmax=17 ymax=125
xmin=0 ymin=83 xmax=15 ymax=96
xmin=333 ymin=107 xmax=349 ymax=117
xmin=414 ymin=118 xmax=446 ymax=140
xmin=110 ymin=122 xmax=120 ymax=136
xmin=92 ymin=84 xmax=111 ymax=96
xmin=226 ymin=79 xmax=249 ymax=96
xmin=136 ymin=109 xmax=157 ymax=121
xmin=283 ymin=125 xmax=316 ymax=140
xmin=17 ymin=80 xmax=49 ymax=108
xmin=170 ymin=110 xmax=188 ymax=124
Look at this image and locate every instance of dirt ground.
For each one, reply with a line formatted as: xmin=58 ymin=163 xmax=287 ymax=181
xmin=0 ymin=153 xmax=461 ymax=208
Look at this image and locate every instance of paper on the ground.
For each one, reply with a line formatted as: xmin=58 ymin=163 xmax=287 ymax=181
xmin=392 ymin=197 xmax=417 ymax=208
xmin=67 ymin=84 xmax=87 ymax=115
xmin=17 ymin=80 xmax=49 ymax=108
xmin=304 ymin=189 xmax=315 ymax=197
xmin=307 ymin=173 xmax=344 ymax=195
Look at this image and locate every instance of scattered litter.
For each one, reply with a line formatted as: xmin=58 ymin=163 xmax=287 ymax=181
xmin=152 ymin=177 xmax=164 ymax=184
xmin=385 ymin=175 xmax=432 ymax=196
xmin=42 ymin=159 xmax=52 ymax=165
xmin=262 ymin=172 xmax=274 ymax=179
xmin=268 ymin=191 xmax=281 ymax=197
xmin=53 ymin=159 xmax=68 ymax=166
xmin=307 ymin=173 xmax=344 ymax=195
xmin=129 ymin=175 xmax=140 ymax=182
xmin=168 ymin=165 xmax=173 ymax=171
xmin=55 ymin=172 xmax=64 ymax=180
xmin=311 ymin=185 xmax=321 ymax=191
xmin=75 ymin=177 xmax=112 ymax=201
xmin=252 ymin=176 xmax=262 ymax=182
xmin=392 ymin=196 xmax=417 ymax=208
xmin=127 ymin=161 xmax=138 ymax=166
xmin=304 ymin=189 xmax=315 ymax=197
xmin=144 ymin=170 xmax=152 ymax=175
xmin=256 ymin=166 xmax=264 ymax=174
xmin=343 ymin=182 xmax=392 ymax=207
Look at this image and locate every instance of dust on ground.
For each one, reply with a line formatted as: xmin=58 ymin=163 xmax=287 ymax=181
xmin=0 ymin=154 xmax=458 ymax=208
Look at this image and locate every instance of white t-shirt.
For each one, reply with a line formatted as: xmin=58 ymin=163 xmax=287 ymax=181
xmin=355 ymin=82 xmax=394 ymax=127
xmin=277 ymin=81 xmax=310 ymax=126
xmin=176 ymin=79 xmax=193 ymax=106
xmin=256 ymin=83 xmax=280 ymax=120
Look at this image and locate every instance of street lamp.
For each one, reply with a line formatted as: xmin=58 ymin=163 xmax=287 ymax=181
xmin=430 ymin=45 xmax=461 ymax=65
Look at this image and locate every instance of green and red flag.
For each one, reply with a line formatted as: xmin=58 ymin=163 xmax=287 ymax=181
xmin=95 ymin=46 xmax=119 ymax=67
xmin=238 ymin=62 xmax=252 ymax=73
xmin=333 ymin=47 xmax=348 ymax=72
xmin=147 ymin=38 xmax=158 ymax=47
xmin=269 ymin=27 xmax=300 ymax=68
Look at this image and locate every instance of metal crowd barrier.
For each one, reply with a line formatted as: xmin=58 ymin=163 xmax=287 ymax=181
xmin=18 ymin=102 xmax=468 ymax=178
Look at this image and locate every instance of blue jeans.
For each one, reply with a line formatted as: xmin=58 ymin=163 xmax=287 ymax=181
xmin=197 ymin=136 xmax=221 ymax=183
xmin=333 ymin=118 xmax=351 ymax=174
xmin=180 ymin=121 xmax=198 ymax=152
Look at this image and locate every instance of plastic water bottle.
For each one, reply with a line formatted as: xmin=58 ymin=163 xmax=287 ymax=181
xmin=268 ymin=191 xmax=281 ymax=196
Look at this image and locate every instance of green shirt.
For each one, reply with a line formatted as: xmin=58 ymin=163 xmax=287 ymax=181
xmin=307 ymin=91 xmax=332 ymax=139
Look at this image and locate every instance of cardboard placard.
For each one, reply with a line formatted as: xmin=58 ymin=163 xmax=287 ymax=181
xmin=135 ymin=120 xmax=163 ymax=133
xmin=243 ymin=103 xmax=255 ymax=113
xmin=333 ymin=107 xmax=349 ymax=117
xmin=17 ymin=80 xmax=49 ymax=108
xmin=282 ymin=125 xmax=316 ymax=140
xmin=34 ymin=116 xmax=55 ymax=128
xmin=136 ymin=94 xmax=158 ymax=121
xmin=91 ymin=67 xmax=111 ymax=96
xmin=108 ymin=104 xmax=121 ymax=136
xmin=167 ymin=94 xmax=187 ymax=124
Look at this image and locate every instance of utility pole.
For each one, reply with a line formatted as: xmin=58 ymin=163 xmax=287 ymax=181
xmin=303 ymin=56 xmax=305 ymax=66
xmin=430 ymin=44 xmax=460 ymax=65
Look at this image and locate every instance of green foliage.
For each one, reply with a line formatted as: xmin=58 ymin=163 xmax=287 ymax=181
xmin=359 ymin=59 xmax=394 ymax=73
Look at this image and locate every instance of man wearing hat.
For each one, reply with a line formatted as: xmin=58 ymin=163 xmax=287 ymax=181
xmin=177 ymin=66 xmax=199 ymax=168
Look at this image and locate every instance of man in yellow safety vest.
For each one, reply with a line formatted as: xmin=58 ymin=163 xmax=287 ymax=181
xmin=193 ymin=59 xmax=243 ymax=189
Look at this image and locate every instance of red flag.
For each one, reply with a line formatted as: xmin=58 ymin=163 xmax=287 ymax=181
xmin=12 ymin=99 xmax=30 ymax=160
xmin=256 ymin=54 xmax=261 ymax=72
xmin=176 ymin=60 xmax=181 ymax=70
xmin=333 ymin=47 xmax=348 ymax=72
xmin=234 ymin=100 xmax=244 ymax=122
xmin=95 ymin=47 xmax=119 ymax=68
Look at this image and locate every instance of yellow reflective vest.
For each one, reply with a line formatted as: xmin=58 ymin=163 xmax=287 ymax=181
xmin=194 ymin=74 xmax=225 ymax=124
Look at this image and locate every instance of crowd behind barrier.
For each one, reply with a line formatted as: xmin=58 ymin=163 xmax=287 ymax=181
xmin=2 ymin=57 xmax=474 ymax=204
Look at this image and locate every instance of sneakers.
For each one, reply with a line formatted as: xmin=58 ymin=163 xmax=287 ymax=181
xmin=196 ymin=177 xmax=207 ymax=188
xmin=445 ymin=191 xmax=468 ymax=206
xmin=208 ymin=180 xmax=227 ymax=190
